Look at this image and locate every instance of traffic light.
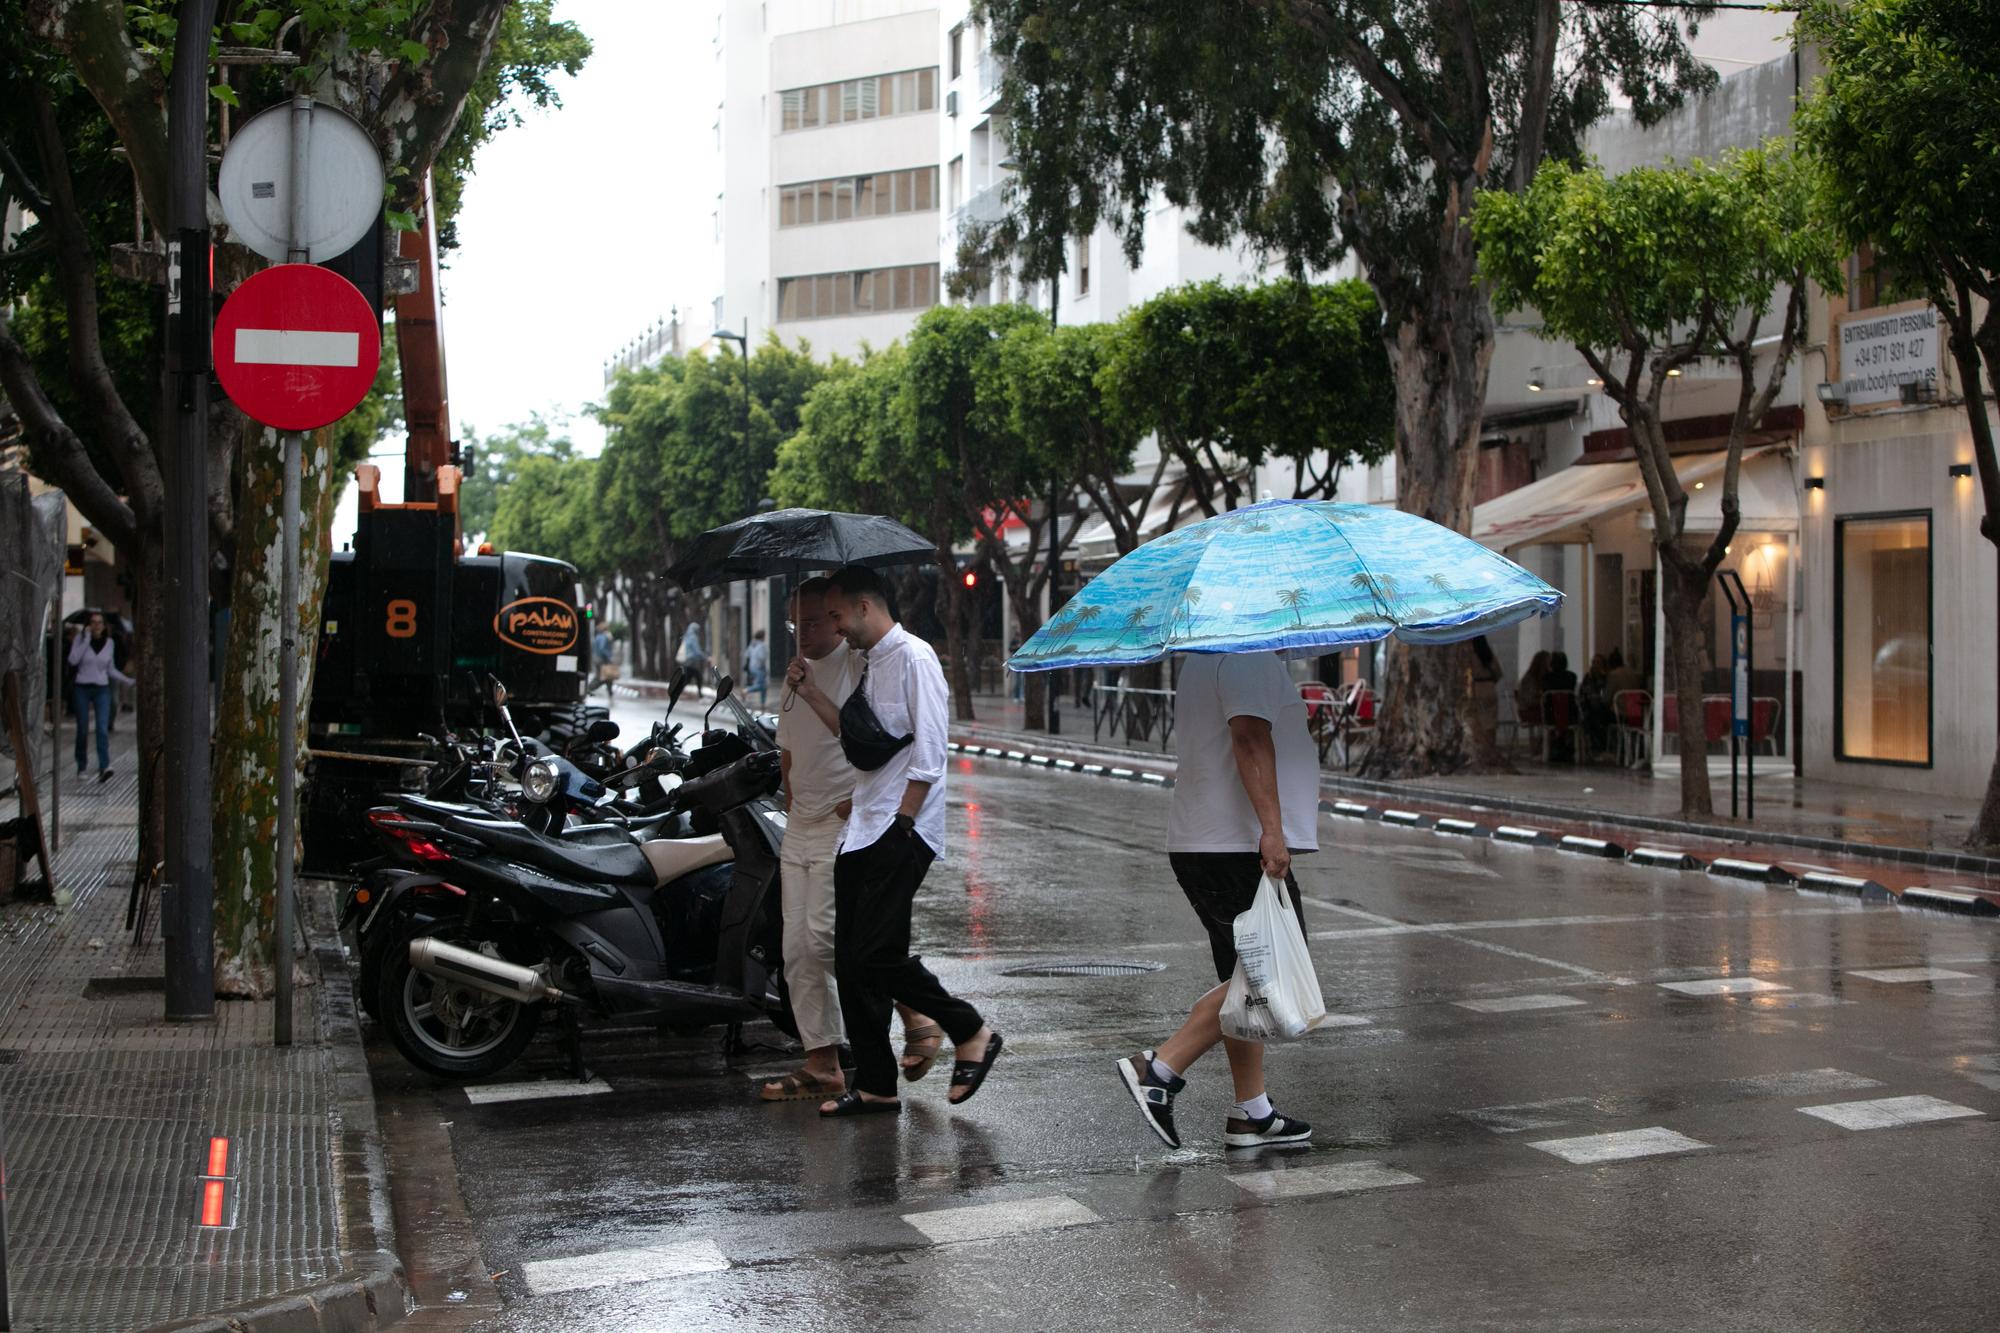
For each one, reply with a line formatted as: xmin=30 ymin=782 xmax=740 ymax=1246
xmin=962 ymin=570 xmax=978 ymax=589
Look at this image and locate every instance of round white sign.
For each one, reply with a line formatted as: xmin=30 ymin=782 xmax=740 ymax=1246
xmin=218 ymin=101 xmax=385 ymax=264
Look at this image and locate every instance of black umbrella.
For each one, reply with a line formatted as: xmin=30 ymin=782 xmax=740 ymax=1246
xmin=668 ymin=508 xmax=937 ymax=590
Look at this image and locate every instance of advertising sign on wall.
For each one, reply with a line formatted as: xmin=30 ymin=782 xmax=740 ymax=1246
xmin=1836 ymin=301 xmax=1939 ymax=406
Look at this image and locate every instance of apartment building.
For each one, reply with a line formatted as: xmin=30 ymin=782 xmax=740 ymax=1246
xmin=713 ymin=1 xmax=944 ymax=359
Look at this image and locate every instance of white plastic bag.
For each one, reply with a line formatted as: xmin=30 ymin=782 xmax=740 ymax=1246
xmin=1218 ymin=874 xmax=1328 ymax=1041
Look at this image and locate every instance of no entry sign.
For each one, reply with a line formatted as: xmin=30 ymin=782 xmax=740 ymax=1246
xmin=213 ymin=264 xmax=381 ymax=431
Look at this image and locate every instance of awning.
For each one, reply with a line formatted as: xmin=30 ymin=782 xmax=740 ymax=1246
xmin=1473 ymin=446 xmax=1788 ymax=552
xmin=1073 ymin=473 xmax=1198 ymax=558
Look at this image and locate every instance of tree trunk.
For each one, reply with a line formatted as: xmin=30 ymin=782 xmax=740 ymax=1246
xmin=933 ymin=554 xmax=976 ymax=721
xmin=1662 ymin=562 xmax=1714 ymax=818
xmin=211 ymin=423 xmax=341 ymax=997
xmin=130 ymin=529 xmax=168 ymax=885
xmin=1362 ymin=276 xmax=1495 ymax=777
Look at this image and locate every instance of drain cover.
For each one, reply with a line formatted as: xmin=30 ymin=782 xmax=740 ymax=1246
xmin=1003 ymin=960 xmax=1166 ymax=978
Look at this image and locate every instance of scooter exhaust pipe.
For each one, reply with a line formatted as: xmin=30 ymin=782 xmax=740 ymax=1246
xmin=408 ymin=938 xmax=563 ymax=1004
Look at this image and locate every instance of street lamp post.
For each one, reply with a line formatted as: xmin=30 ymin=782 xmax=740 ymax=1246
xmin=710 ymin=320 xmax=760 ymax=670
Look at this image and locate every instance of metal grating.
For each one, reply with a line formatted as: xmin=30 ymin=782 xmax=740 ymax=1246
xmin=0 ymin=727 xmax=346 ymax=1329
xmin=1002 ymin=960 xmax=1167 ymax=978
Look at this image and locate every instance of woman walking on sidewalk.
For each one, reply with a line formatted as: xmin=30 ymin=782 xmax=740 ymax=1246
xmin=67 ymin=611 xmax=133 ymax=783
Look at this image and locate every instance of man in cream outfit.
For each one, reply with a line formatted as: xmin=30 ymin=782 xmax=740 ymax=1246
xmin=760 ymin=577 xmax=941 ymax=1100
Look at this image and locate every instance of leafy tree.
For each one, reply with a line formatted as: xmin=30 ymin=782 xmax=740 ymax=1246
xmin=489 ymin=453 xmax=601 ymax=580
xmin=1795 ymin=0 xmax=2000 ymax=850
xmin=1102 ymin=280 xmax=1393 ymax=517
xmin=0 ymin=0 xmax=588 ymax=995
xmin=1475 ymin=148 xmax=1841 ymax=816
xmin=979 ymin=0 xmax=1717 ymax=776
xmin=459 ymin=414 xmax=575 ymax=542
xmin=1003 ymin=321 xmax=1153 ymax=556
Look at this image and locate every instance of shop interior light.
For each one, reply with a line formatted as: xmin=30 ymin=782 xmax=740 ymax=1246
xmin=1665 ymin=367 xmax=1683 ymax=378
xmin=1527 ymin=369 xmax=1544 ymax=392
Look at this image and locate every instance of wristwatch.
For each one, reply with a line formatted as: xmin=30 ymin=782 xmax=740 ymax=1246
xmin=892 ymin=812 xmax=916 ymax=837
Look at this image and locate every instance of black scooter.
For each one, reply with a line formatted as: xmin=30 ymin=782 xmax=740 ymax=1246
xmin=350 ymin=677 xmax=797 ymax=1081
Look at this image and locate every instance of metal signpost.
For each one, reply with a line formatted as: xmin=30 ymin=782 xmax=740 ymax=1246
xmin=214 ymin=97 xmax=385 ymax=1045
xmin=1718 ymin=570 xmax=1753 ymax=822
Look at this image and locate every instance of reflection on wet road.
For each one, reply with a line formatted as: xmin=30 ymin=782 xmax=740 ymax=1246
xmin=371 ymin=743 xmax=2000 ymax=1332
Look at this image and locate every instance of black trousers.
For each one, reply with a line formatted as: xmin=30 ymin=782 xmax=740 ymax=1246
xmin=834 ymin=826 xmax=983 ymax=1097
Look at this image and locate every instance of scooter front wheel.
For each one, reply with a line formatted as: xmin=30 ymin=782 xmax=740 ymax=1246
xmin=377 ymin=922 xmax=543 ymax=1081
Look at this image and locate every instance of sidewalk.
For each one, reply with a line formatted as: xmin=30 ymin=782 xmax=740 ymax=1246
xmin=946 ymin=691 xmax=2000 ymax=887
xmin=0 ymin=728 xmax=401 ymax=1332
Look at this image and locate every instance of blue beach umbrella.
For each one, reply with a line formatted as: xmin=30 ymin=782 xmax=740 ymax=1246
xmin=1008 ymin=499 xmax=1561 ymax=671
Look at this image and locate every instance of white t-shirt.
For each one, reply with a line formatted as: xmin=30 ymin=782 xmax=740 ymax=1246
xmin=776 ymin=641 xmax=859 ymax=821
xmin=1167 ymin=653 xmax=1321 ymax=854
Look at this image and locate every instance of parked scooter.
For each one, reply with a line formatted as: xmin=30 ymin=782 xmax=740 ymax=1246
xmin=349 ymin=676 xmax=796 ymax=1081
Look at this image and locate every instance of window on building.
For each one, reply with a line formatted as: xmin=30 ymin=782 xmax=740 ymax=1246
xmin=777 ymin=168 xmax=939 ymax=227
xmin=950 ymin=26 xmax=963 ymax=79
xmin=1076 ymin=234 xmax=1091 ymax=296
xmin=777 ymin=264 xmax=942 ymax=320
xmin=778 ymin=69 xmax=938 ymax=132
xmin=948 ymin=156 xmax=964 ymax=213
xmin=1836 ymin=511 xmax=1932 ymax=766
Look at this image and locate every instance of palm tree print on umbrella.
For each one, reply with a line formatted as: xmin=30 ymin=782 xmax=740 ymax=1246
xmin=1053 ymin=602 xmax=1104 ymax=649
xmin=1276 ymin=588 xmax=1310 ymax=625
xmin=1174 ymin=587 xmax=1205 ymax=634
xmin=1426 ymin=573 xmax=1464 ymax=609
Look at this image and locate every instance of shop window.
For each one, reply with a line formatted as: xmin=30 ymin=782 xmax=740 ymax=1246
xmin=1835 ymin=512 xmax=1931 ymax=766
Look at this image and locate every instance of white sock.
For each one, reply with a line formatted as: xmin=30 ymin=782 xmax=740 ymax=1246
xmin=1149 ymin=1057 xmax=1179 ymax=1085
xmin=1235 ymin=1093 xmax=1273 ymax=1121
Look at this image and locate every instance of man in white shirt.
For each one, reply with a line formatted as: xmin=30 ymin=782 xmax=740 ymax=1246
xmin=1116 ymin=651 xmax=1318 ymax=1151
xmin=761 ymin=579 xmax=858 ymax=1102
xmin=787 ymin=565 xmax=1002 ymax=1118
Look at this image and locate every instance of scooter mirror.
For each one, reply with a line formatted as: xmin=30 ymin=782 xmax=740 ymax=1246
xmin=666 ymin=666 xmax=688 ymax=713
xmin=489 ymin=676 xmax=509 ymax=707
xmin=587 ymin=718 xmax=620 ymax=744
xmin=703 ymin=675 xmax=735 ymax=732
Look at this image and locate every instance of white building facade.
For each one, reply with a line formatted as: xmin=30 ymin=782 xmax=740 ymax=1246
xmin=713 ymin=0 xmax=946 ymax=360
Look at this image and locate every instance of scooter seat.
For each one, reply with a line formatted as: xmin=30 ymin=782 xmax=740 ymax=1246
xmin=640 ymin=833 xmax=731 ymax=887
xmin=446 ymin=815 xmax=655 ymax=887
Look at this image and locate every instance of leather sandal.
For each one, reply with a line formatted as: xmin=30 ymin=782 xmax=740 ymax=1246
xmin=818 ymin=1090 xmax=902 ymax=1118
xmin=947 ymin=1030 xmax=1004 ymax=1106
xmin=900 ymin=1022 xmax=947 ymax=1082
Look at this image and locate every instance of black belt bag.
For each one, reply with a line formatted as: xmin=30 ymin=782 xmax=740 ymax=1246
xmin=839 ymin=684 xmax=913 ymax=772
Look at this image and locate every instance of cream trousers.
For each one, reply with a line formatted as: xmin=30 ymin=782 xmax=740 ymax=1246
xmin=779 ymin=809 xmax=846 ymax=1051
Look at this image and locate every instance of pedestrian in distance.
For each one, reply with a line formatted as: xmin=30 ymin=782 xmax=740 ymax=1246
xmin=744 ymin=628 xmax=769 ymax=708
xmin=761 ymin=578 xmax=944 ymax=1103
xmin=786 ymin=565 xmax=1003 ymax=1118
xmin=591 ymin=625 xmax=618 ymax=697
xmin=1116 ymin=651 xmax=1317 ymax=1150
xmin=678 ymin=620 xmax=709 ymax=696
xmin=66 ymin=611 xmax=134 ymax=784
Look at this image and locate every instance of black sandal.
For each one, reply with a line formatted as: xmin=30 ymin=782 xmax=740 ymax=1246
xmin=947 ymin=1030 xmax=1004 ymax=1105
xmin=818 ymin=1091 xmax=902 ymax=1118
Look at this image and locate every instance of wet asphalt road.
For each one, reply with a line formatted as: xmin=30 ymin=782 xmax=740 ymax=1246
xmin=368 ymin=729 xmax=2000 ymax=1332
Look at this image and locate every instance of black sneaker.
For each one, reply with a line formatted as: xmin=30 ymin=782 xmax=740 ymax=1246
xmin=1116 ymin=1049 xmax=1184 ymax=1149
xmin=98 ymin=769 xmax=113 ymax=785
xmin=1223 ymin=1109 xmax=1313 ymax=1149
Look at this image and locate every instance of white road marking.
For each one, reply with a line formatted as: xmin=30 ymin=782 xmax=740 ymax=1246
xmin=1443 ymin=935 xmax=1613 ymax=982
xmin=1307 ymin=904 xmax=1864 ymax=944
xmin=1847 ymin=966 xmax=1979 ymax=984
xmin=1232 ymin=1160 xmax=1422 ymax=1200
xmin=233 ymin=327 xmax=360 ymax=367
xmin=1315 ymin=1013 xmax=1374 ymax=1027
xmin=1798 ymin=1095 xmax=1985 ymax=1131
xmin=462 ymin=1078 xmax=612 ymax=1105
xmin=1453 ymin=994 xmax=1587 ymax=1014
xmin=1528 ymin=1127 xmax=1711 ymax=1164
xmin=1300 ymin=896 xmax=1405 ymax=927
xmin=1659 ymin=977 xmax=1790 ymax=996
xmin=1723 ymin=1069 xmax=1883 ymax=1097
xmin=523 ymin=1238 xmax=729 ymax=1295
xmin=902 ymin=1195 xmax=1100 ymax=1244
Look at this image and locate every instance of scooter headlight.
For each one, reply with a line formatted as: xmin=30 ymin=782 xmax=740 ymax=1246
xmin=522 ymin=757 xmax=560 ymax=804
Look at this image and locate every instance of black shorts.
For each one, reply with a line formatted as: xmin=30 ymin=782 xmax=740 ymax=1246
xmin=1169 ymin=852 xmax=1306 ymax=982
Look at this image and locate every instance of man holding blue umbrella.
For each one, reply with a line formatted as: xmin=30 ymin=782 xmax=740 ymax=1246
xmin=1115 ymin=650 xmax=1320 ymax=1150
xmin=1007 ymin=498 xmax=1564 ymax=1151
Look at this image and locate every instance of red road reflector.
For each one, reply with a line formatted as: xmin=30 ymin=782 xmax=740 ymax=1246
xmin=197 ymin=1135 xmax=238 ymax=1229
xmin=200 ymin=1179 xmax=228 ymax=1228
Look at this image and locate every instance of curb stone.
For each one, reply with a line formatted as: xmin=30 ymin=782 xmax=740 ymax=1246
xmin=1901 ymin=886 xmax=2000 ymax=917
xmin=138 ymin=895 xmax=408 ymax=1333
